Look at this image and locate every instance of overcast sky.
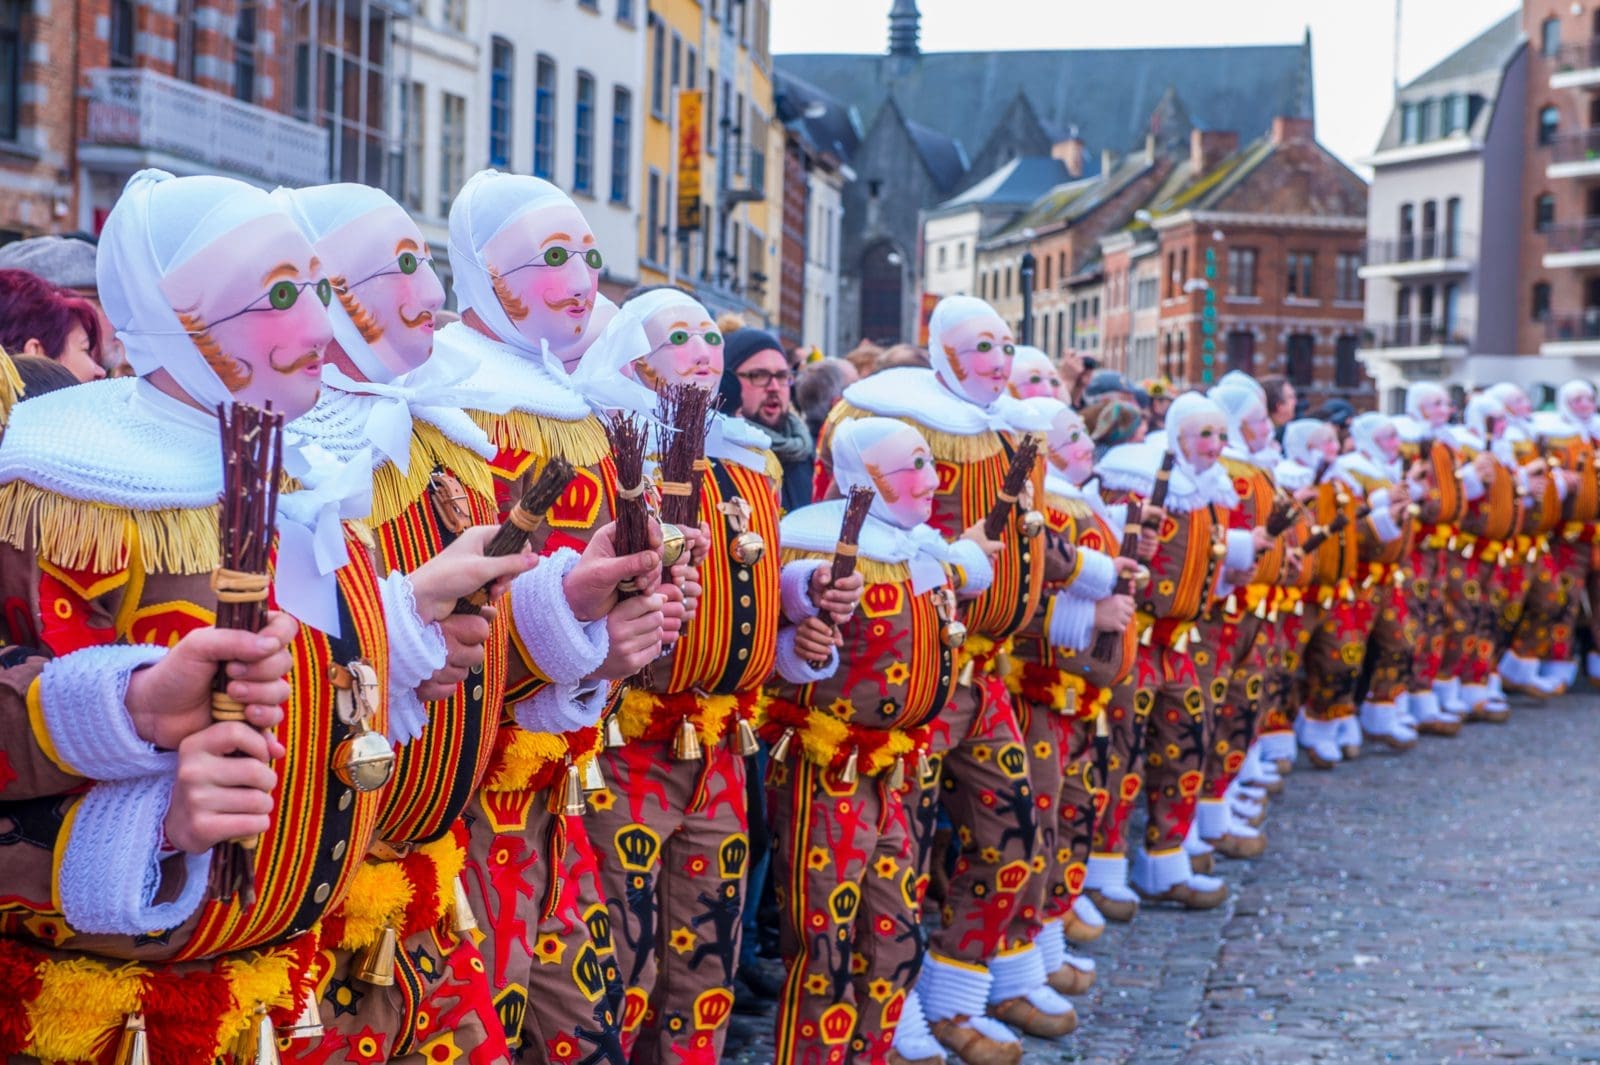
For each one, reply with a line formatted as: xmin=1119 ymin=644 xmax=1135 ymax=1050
xmin=771 ymin=0 xmax=1520 ymax=170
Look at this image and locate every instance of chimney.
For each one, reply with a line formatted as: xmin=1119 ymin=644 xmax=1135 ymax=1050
xmin=1101 ymin=148 xmax=1117 ymax=177
xmin=1053 ymin=131 xmax=1085 ymax=178
xmin=888 ymin=0 xmax=921 ymax=58
xmin=1271 ymin=116 xmax=1316 ymax=145
xmin=1189 ymin=129 xmax=1239 ymax=174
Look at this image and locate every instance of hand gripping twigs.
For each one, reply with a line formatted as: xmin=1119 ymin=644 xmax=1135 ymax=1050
xmin=207 ymin=402 xmax=286 ymax=906
xmin=452 ymin=457 xmax=575 ymax=616
xmin=808 ymin=487 xmax=875 ymax=668
xmin=983 ymin=435 xmax=1041 ymax=541
xmin=1091 ymin=495 xmax=1144 ymax=662
xmin=606 ymin=412 xmax=656 ymax=687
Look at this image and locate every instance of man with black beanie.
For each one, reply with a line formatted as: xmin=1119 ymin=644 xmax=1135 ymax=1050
xmin=719 ymin=326 xmax=815 ymax=512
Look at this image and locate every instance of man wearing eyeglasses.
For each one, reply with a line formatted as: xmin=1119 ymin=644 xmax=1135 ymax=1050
xmin=717 ymin=327 xmax=815 ymax=513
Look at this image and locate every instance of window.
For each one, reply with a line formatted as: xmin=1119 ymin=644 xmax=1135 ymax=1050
xmin=1443 ymin=282 xmax=1460 ymax=332
xmin=705 ymin=75 xmax=716 ymax=155
xmin=617 ymin=0 xmax=634 ymax=22
xmin=1335 ymin=252 xmax=1362 ymax=302
xmin=574 ymin=71 xmax=595 ymax=194
xmin=649 ymin=14 xmax=665 ymax=118
xmin=440 ymin=91 xmax=466 ymax=219
xmin=646 ymin=168 xmax=662 ymax=264
xmin=110 ymin=0 xmax=135 ymax=67
xmin=1543 ymin=16 xmax=1561 ymax=58
xmin=400 ymin=81 xmax=425 ymax=212
xmin=1043 ymin=254 xmax=1052 ymax=289
xmin=1400 ymin=102 xmax=1419 ymax=144
xmin=1445 ymin=197 xmax=1462 ymax=256
xmin=534 ymin=55 xmax=556 ymax=180
xmin=0 ymin=0 xmax=21 ymax=141
xmin=670 ymin=33 xmax=681 ymax=91
xmin=1417 ymin=98 xmax=1435 ymax=141
xmin=958 ymin=242 xmax=967 ymax=266
xmin=488 ymin=37 xmax=514 ymax=168
xmin=1443 ymin=93 xmax=1469 ymax=135
xmin=937 ymin=245 xmax=948 ymax=270
xmin=1226 ymin=330 xmax=1255 ymax=374
xmin=1227 ymin=247 xmax=1258 ymax=298
xmin=610 ymin=87 xmax=632 ymax=204
xmin=1286 ymin=251 xmax=1315 ymax=299
xmin=441 ymin=0 xmax=467 ymax=31
xmin=1334 ymin=335 xmax=1361 ymax=389
xmin=1540 ymin=106 xmax=1560 ymax=146
xmin=1537 ymin=194 xmax=1556 ymax=232
xmin=232 ymin=2 xmax=258 ymax=102
xmin=579 ymin=0 xmax=597 ymax=9
xmin=1286 ymin=333 xmax=1315 ymax=387
xmin=175 ymin=0 xmax=199 ymax=83
xmin=686 ymin=47 xmax=697 ymax=91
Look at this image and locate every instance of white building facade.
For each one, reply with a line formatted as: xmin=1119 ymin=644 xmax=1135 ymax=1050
xmin=803 ymin=168 xmax=844 ymax=355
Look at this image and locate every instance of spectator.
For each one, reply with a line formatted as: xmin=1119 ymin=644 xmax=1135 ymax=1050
xmin=12 ymin=353 xmax=81 ymax=398
xmin=1083 ymin=396 xmax=1145 ymax=459
xmin=1083 ymin=368 xmax=1141 ymax=405
xmin=1057 ymin=350 xmax=1091 ymax=407
xmin=1316 ymin=398 xmax=1357 ymax=451
xmin=875 ymin=342 xmax=931 ymax=371
xmin=1143 ymin=377 xmax=1174 ymax=430
xmin=844 ymin=338 xmax=883 ymax=379
xmin=719 ymin=327 xmax=814 ymax=513
xmin=0 ymin=268 xmax=105 ymax=382
xmin=1261 ymin=375 xmax=1298 ymax=429
xmin=794 ymin=357 xmax=857 ymax=441
xmin=0 ymin=234 xmax=126 ymax=376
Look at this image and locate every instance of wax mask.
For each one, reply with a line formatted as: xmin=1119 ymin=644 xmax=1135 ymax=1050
xmin=1046 ymin=408 xmax=1095 ymax=485
xmin=1569 ymin=385 xmax=1597 ymax=421
xmin=861 ymin=427 xmax=939 ymax=528
xmin=321 ymin=204 xmax=444 ymax=379
xmin=1500 ymin=389 xmax=1532 ymax=419
xmin=1418 ymin=389 xmax=1452 ymax=427
xmin=1306 ymin=425 xmax=1340 ymax=463
xmin=1176 ymin=412 xmax=1227 ymax=473
xmin=479 ymin=202 xmax=601 ymax=360
xmin=940 ymin=311 xmax=1015 ymax=406
xmin=1009 ymin=352 xmax=1061 ymax=400
xmin=158 ymin=212 xmax=333 ymax=421
xmin=634 ymin=303 xmax=724 ymax=393
xmin=1240 ymin=406 xmax=1274 ymax=453
xmin=1371 ymin=423 xmax=1401 ymax=463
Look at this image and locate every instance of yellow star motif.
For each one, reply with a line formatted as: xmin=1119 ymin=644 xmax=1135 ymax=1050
xmin=980 ymin=847 xmax=1001 ymax=865
xmin=971 ymin=744 xmax=993 ymax=763
xmin=534 ymin=933 xmax=567 ymax=965
xmin=829 ymin=697 xmax=856 ymax=722
xmin=851 ymin=952 xmax=868 ymax=974
xmin=804 ymin=973 xmax=831 ymax=996
xmin=1033 ymin=741 xmax=1053 ymax=759
xmin=417 ymin=1033 xmax=463 ymax=1064
xmin=885 ymin=662 xmax=910 ymax=687
xmin=669 ymin=927 xmax=698 ymax=955
xmin=808 ymin=847 xmax=831 ymax=870
xmin=588 ymin=788 xmax=617 ymax=812
xmin=868 ymin=978 xmax=895 ymax=1002
xmin=873 ymin=856 xmax=899 ymax=880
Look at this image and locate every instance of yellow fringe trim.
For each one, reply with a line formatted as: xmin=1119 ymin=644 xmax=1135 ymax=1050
xmin=336 ymin=835 xmax=466 ymax=950
xmin=0 ymin=347 xmax=20 ymax=429
xmin=472 ymin=409 xmax=611 ymax=468
xmin=368 ymin=422 xmax=498 ymax=530
xmin=829 ymin=399 xmax=1005 ymax=464
xmin=616 ymin=688 xmax=755 ymax=745
xmin=485 ymin=726 xmax=570 ymax=792
xmin=779 ymin=548 xmax=914 ymax=586
xmin=0 ymin=480 xmax=219 ymax=576
xmin=793 ymin=710 xmax=916 ymax=776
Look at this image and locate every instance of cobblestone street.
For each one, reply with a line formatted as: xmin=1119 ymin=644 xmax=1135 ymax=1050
xmin=723 ymin=693 xmax=1600 ymax=1064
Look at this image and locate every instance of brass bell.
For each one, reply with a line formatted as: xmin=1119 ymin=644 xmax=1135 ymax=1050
xmin=916 ymin=749 xmax=933 ymax=784
xmin=672 ymin=718 xmax=704 ymax=761
xmin=582 ymin=756 xmax=607 ymax=793
xmin=1462 ymin=541 xmax=1475 ymax=560
xmin=839 ymin=747 xmax=860 ymax=785
xmin=730 ymin=530 xmax=767 ymax=566
xmin=770 ymin=726 xmax=796 ymax=764
xmin=956 ymin=656 xmax=976 ymax=687
xmin=1018 ymin=509 xmax=1046 ymax=538
xmin=1225 ymin=592 xmax=1239 ymax=616
xmin=734 ymin=716 xmax=761 ymax=757
xmin=941 ymin=619 xmax=968 ymax=650
xmin=1336 ymin=490 xmax=1352 ymax=507
xmin=333 ymin=724 xmax=396 ymax=793
xmin=1254 ymin=598 xmax=1268 ymax=619
xmin=286 ymin=988 xmax=324 ymax=1041
xmin=1293 ymin=600 xmax=1305 ymax=617
xmin=659 ymin=522 xmax=687 ymax=568
xmin=1406 ymin=503 xmax=1422 ymax=518
xmin=112 ymin=1013 xmax=150 ymax=1065
xmin=249 ymin=1004 xmax=282 ymax=1065
xmin=354 ymin=926 xmax=399 ymax=987
xmin=452 ymin=875 xmax=479 ymax=934
xmin=604 ymin=714 xmax=627 ymax=749
xmin=1139 ymin=626 xmax=1153 ymax=647
xmin=1211 ymin=541 xmax=1227 ymax=560
xmin=887 ymin=759 xmax=907 ymax=791
xmin=1171 ymin=628 xmax=1190 ymax=656
xmin=549 ymin=761 xmax=588 ymax=816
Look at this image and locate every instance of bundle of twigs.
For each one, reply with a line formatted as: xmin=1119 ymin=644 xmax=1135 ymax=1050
xmin=1144 ymin=451 xmax=1178 ymax=525
xmin=1301 ymin=509 xmax=1350 ymax=553
xmin=208 ymin=402 xmax=286 ymax=905
xmin=983 ymin=435 xmax=1041 ymax=540
xmin=1091 ymin=495 xmax=1144 ymax=662
xmin=605 ymin=412 xmax=653 ymax=576
xmin=807 ymin=487 xmax=875 ymax=668
xmin=1265 ymin=497 xmax=1297 ymax=538
xmin=453 ymin=457 xmax=575 ymax=616
xmin=656 ymin=383 xmax=711 ymax=529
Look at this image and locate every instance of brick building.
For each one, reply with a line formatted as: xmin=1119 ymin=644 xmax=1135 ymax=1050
xmin=0 ymin=0 xmax=86 ymax=240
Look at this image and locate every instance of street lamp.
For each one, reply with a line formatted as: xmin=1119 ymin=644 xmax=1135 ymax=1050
xmin=1019 ymin=227 xmax=1037 ymax=346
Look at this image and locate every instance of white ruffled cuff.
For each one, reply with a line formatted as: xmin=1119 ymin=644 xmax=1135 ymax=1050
xmin=1048 ymin=591 xmax=1096 ymax=653
xmin=509 ymin=548 xmax=610 ymax=684
xmin=918 ymin=953 xmax=993 ymax=1021
xmin=380 ymin=571 xmax=448 ymax=743
xmin=1457 ymin=463 xmax=1486 ymax=502
xmin=775 ymin=627 xmax=839 ymax=683
xmin=780 ymin=559 xmax=827 ymax=622
xmin=1066 ymin=547 xmax=1116 ymax=601
xmin=57 ymin=774 xmax=211 ymax=935
xmin=1369 ymin=488 xmax=1393 ymax=511
xmin=948 ymin=540 xmax=994 ymax=596
xmin=511 ymin=680 xmax=610 ymax=734
xmin=1409 ymin=478 xmax=1428 ymax=501
xmin=987 ymin=943 xmax=1048 ymax=1003
xmin=1370 ymin=504 xmax=1403 ymax=543
xmin=39 ymin=643 xmax=173 ymax=780
xmin=1225 ymin=529 xmax=1256 ymax=573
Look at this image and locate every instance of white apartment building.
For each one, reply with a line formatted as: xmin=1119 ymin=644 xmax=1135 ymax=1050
xmin=803 ymin=168 xmax=843 ymax=355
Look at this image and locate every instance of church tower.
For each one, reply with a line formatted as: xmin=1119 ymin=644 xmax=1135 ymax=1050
xmin=888 ymin=0 xmax=921 ymax=57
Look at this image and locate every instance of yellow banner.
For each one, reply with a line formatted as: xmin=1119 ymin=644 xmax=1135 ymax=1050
xmin=677 ymin=90 xmax=703 ymax=232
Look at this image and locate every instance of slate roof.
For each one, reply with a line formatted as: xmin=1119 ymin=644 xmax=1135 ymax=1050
xmin=774 ymin=68 xmax=862 ymax=166
xmin=1373 ymin=9 xmax=1525 ymax=153
xmin=777 ymin=39 xmax=1313 ymax=177
xmin=901 ymin=109 xmax=969 ymax=194
xmin=1402 ymin=10 xmax=1522 ymax=92
xmin=990 ymin=153 xmax=1156 ymax=239
xmin=929 ymin=155 xmax=1072 ymax=214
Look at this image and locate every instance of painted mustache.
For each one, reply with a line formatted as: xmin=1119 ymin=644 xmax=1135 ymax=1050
xmin=401 ymin=307 xmax=434 ymax=329
xmin=270 ymin=349 xmax=323 ymax=375
xmin=543 ymin=295 xmax=592 ymax=312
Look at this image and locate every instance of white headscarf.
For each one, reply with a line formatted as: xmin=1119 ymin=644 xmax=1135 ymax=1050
xmin=1217 ymin=371 xmax=1265 ymax=403
xmin=927 ymin=295 xmax=1004 ymax=402
xmin=1350 ymin=412 xmax=1396 ymax=473
xmin=1557 ymin=380 xmax=1596 ymax=430
xmin=99 ymin=169 xmax=301 ymax=410
xmin=1008 ymin=346 xmax=1055 ymax=392
xmin=1282 ymin=418 xmax=1331 ymax=471
xmin=1210 ymin=383 xmax=1280 ymax=467
xmin=1461 ymin=392 xmax=1517 ymax=466
xmin=1161 ymin=391 xmax=1239 ymax=508
xmin=447 ymin=169 xmax=574 ymax=377
xmin=825 ymin=416 xmax=952 ymax=593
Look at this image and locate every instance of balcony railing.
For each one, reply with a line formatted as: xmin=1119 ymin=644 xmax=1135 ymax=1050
xmin=1363 ymin=319 xmax=1472 ymax=349
xmin=84 ymin=68 xmax=330 ymax=188
xmin=1555 ymin=38 xmax=1600 ymax=73
xmin=1543 ymin=220 xmax=1600 ymax=254
xmin=1364 ymin=231 xmax=1473 ymax=265
xmin=1544 ymin=311 xmax=1600 ymax=342
xmin=1548 ymin=128 xmax=1600 ymax=166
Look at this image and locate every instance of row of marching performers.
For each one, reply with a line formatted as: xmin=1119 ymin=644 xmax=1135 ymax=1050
xmin=0 ymin=159 xmax=1590 ymax=1065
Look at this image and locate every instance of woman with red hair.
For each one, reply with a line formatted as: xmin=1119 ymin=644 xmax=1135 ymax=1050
xmin=0 ymin=267 xmax=104 ymax=381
